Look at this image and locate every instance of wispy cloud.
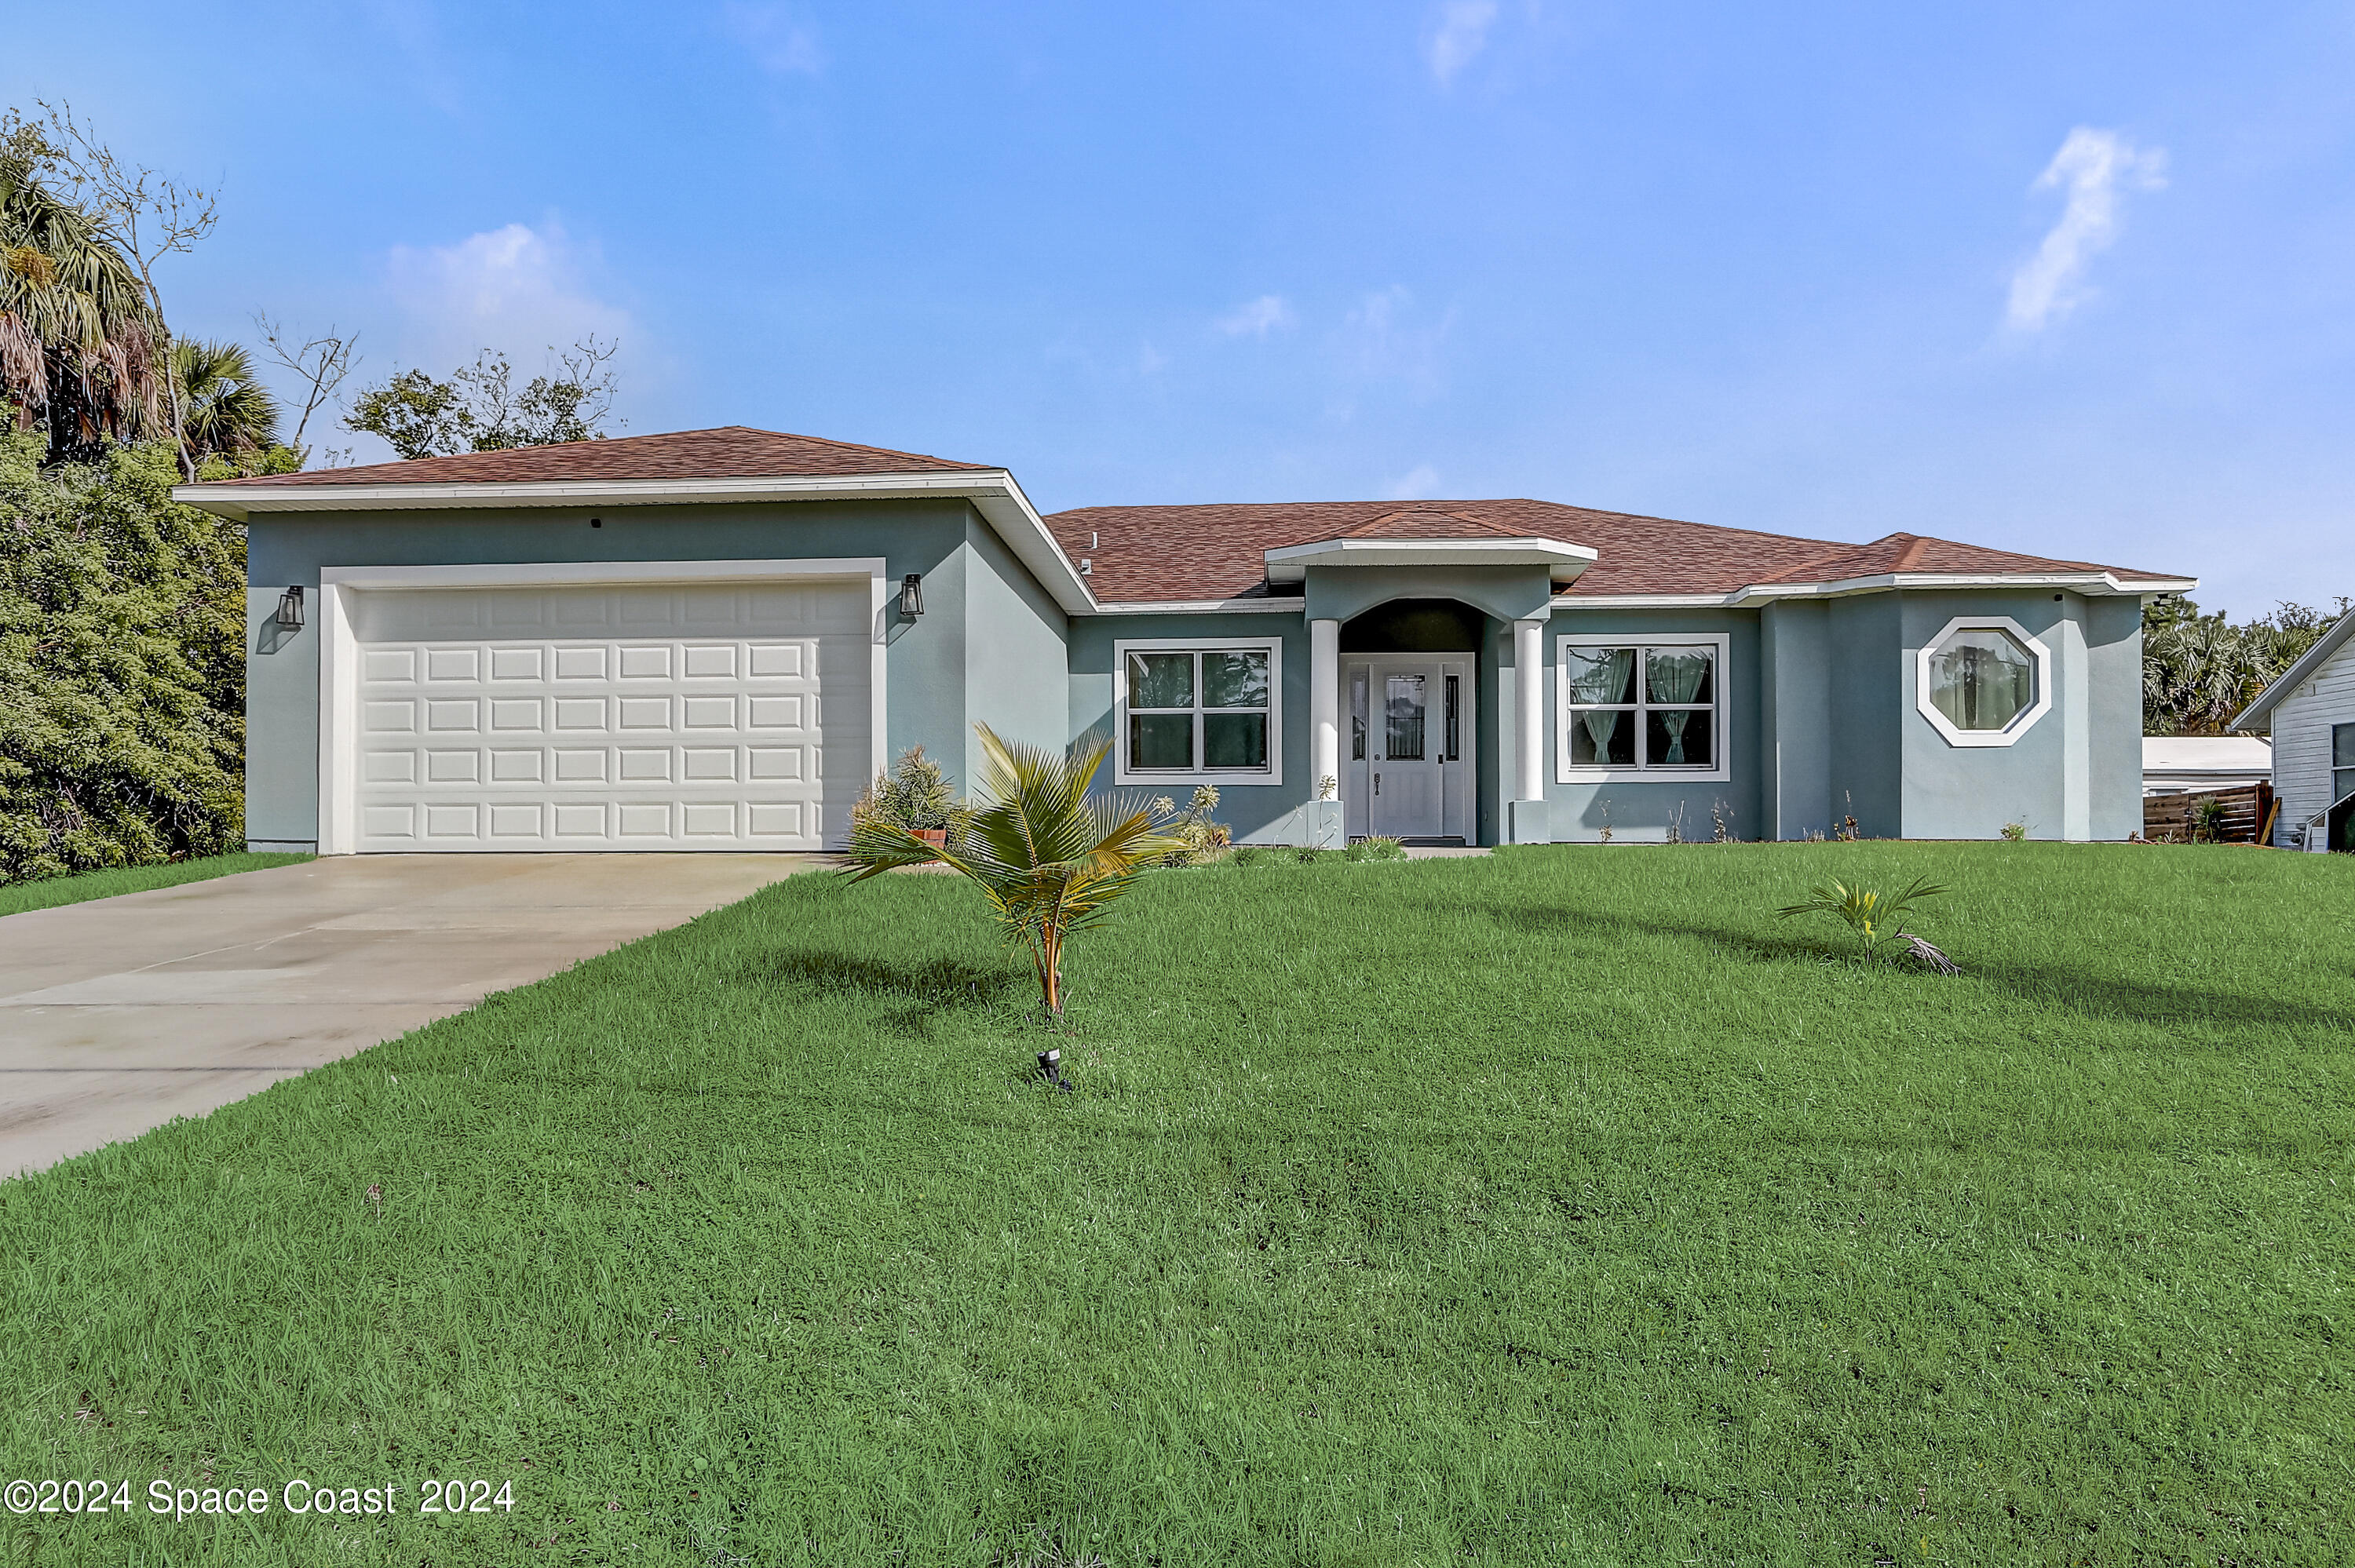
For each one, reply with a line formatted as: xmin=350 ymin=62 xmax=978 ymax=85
xmin=1216 ymin=294 xmax=1296 ymax=338
xmin=1425 ymin=1 xmax=1499 ymax=86
xmin=2006 ymin=128 xmax=2167 ymax=333
xmin=385 ymin=222 xmax=633 ymax=370
xmin=1343 ymin=285 xmax=1452 ymax=382
xmin=721 ymin=2 xmax=826 ymax=77
xmin=1386 ymin=463 xmax=1441 ymax=500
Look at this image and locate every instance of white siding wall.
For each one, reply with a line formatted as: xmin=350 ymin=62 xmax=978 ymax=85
xmin=2269 ymin=637 xmax=2355 ymax=844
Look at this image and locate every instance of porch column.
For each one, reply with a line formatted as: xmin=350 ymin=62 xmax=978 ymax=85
xmin=1309 ymin=618 xmax=1341 ymax=848
xmin=1509 ymin=616 xmax=1551 ymax=843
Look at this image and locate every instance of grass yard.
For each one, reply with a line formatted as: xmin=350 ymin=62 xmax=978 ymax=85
xmin=0 ymin=852 xmax=312 ymax=918
xmin=1 ymin=843 xmax=2350 ymax=1566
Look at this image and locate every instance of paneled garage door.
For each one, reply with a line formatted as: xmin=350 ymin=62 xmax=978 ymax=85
xmin=346 ymin=580 xmax=871 ymax=851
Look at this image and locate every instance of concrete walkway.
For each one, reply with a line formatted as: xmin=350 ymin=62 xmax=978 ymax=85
xmin=0 ymin=854 xmax=811 ymax=1177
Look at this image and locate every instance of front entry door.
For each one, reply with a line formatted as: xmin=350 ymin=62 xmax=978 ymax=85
xmin=1347 ymin=656 xmax=1473 ymax=842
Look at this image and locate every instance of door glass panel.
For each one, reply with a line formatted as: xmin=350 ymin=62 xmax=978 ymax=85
xmin=1203 ymin=712 xmax=1267 ymax=768
xmin=1129 ymin=713 xmax=1193 ymax=769
xmin=1127 ymin=651 xmax=1195 ymax=710
xmin=1570 ymin=709 xmax=1634 ymax=766
xmin=1444 ymin=674 xmax=1459 ymax=761
xmin=1645 ymin=709 xmax=1712 ymax=767
xmin=1385 ymin=674 xmax=1426 ymax=760
xmin=1203 ymin=651 xmax=1268 ymax=708
xmin=1350 ymin=672 xmax=1367 ymax=761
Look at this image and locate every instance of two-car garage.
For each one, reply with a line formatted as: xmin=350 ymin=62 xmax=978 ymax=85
xmin=319 ymin=565 xmax=880 ymax=853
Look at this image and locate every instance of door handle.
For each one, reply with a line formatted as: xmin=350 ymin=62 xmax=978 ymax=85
xmin=1374 ymin=772 xmax=1381 ymax=795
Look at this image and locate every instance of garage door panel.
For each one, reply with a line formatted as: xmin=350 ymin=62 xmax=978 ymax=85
xmin=350 ymin=581 xmax=867 ymax=851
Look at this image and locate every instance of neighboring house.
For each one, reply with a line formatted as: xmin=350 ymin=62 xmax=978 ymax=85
xmin=2141 ymin=735 xmax=2273 ymax=797
xmin=2230 ymin=610 xmax=2355 ymax=851
xmin=176 ymin=426 xmax=2195 ymax=854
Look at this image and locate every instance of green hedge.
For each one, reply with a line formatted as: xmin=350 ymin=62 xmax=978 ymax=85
xmin=0 ymin=432 xmax=248 ymax=884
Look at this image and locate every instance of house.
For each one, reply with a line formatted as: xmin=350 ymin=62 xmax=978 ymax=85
xmin=2230 ymin=610 xmax=2355 ymax=852
xmin=2141 ymin=735 xmax=2273 ymax=797
xmin=177 ymin=426 xmax=2195 ymax=854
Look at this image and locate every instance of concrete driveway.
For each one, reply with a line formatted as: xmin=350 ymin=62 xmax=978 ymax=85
xmin=0 ymin=854 xmax=810 ymax=1177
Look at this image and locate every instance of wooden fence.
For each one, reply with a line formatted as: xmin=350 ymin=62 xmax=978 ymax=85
xmin=2143 ymin=782 xmax=2274 ymax=844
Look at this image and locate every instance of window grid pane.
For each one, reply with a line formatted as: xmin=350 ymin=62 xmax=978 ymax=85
xmin=1565 ymin=643 xmax=1715 ymax=771
xmin=1126 ymin=647 xmax=1272 ymax=775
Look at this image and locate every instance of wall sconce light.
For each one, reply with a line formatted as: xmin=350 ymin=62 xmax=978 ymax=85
xmin=898 ymin=573 xmax=924 ymax=618
xmin=274 ymin=586 xmax=305 ymax=632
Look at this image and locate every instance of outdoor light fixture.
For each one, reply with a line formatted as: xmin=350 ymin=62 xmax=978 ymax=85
xmin=898 ymin=573 xmax=925 ymax=618
xmin=274 ymin=586 xmax=305 ymax=632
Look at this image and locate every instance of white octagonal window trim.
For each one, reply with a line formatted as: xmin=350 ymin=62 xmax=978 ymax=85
xmin=1915 ymin=615 xmax=2053 ymax=748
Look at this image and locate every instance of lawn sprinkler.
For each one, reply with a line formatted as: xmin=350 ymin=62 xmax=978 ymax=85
xmin=1036 ymin=1048 xmax=1073 ymax=1092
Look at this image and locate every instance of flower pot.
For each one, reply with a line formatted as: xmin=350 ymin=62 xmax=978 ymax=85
xmin=915 ymin=830 xmax=949 ymax=848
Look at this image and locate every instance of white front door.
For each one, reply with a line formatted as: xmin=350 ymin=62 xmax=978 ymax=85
xmin=1345 ymin=656 xmax=1474 ymax=842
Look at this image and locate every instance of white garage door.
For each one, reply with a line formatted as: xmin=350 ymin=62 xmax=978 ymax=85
xmin=346 ymin=580 xmax=871 ymax=851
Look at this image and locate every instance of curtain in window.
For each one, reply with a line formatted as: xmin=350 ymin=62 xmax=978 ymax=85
xmin=1646 ymin=648 xmax=1710 ymax=763
xmin=1565 ymin=647 xmax=1634 ymax=761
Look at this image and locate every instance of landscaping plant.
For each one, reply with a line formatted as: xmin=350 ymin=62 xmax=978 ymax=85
xmin=852 ymin=743 xmax=955 ymax=835
xmin=1150 ymin=782 xmax=1230 ymax=866
xmin=1777 ymin=874 xmax=1956 ymax=970
xmin=842 ymin=724 xmax=1185 ymax=1016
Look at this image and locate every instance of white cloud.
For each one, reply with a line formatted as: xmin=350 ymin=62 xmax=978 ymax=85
xmin=1343 ymin=284 xmax=1452 ymax=383
xmin=1426 ymin=1 xmax=1499 ymax=86
xmin=2006 ymin=127 xmax=2167 ymax=333
xmin=1216 ymin=294 xmax=1296 ymax=337
xmin=1386 ymin=463 xmax=1442 ymax=500
xmin=721 ymin=2 xmax=826 ymax=77
xmin=385 ymin=222 xmax=633 ymax=370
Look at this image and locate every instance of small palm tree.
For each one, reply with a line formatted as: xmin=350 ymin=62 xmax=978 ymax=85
xmin=841 ymin=725 xmax=1187 ymax=1016
xmin=173 ymin=337 xmax=279 ymax=461
xmin=1777 ymin=876 xmax=1954 ymax=969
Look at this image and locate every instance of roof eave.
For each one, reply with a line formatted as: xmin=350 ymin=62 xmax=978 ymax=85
xmin=1262 ymin=535 xmax=1600 ymax=585
xmin=2231 ymin=610 xmax=2355 ymax=731
xmin=174 ymin=469 xmax=1101 ymax=616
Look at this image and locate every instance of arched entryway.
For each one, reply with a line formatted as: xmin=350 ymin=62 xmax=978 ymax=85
xmin=1338 ymin=599 xmax=1484 ymax=844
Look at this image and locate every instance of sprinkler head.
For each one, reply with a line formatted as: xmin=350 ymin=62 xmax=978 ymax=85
xmin=1036 ymin=1048 xmax=1073 ymax=1092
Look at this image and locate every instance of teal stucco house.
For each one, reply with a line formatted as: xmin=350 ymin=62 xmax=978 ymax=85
xmin=179 ymin=426 xmax=2194 ymax=853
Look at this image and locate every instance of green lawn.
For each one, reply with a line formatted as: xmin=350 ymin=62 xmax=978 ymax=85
xmin=0 ymin=851 xmax=312 ymax=917
xmin=2 ymin=844 xmax=2350 ymax=1566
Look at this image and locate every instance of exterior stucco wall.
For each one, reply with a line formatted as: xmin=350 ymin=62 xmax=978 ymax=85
xmin=1760 ymin=599 xmax=1832 ymax=840
xmin=243 ymin=497 xmax=1067 ymax=848
xmin=1541 ymin=607 xmax=1762 ymax=843
xmin=1897 ymin=590 xmax=2133 ymax=841
xmin=1064 ymin=611 xmax=1316 ymax=843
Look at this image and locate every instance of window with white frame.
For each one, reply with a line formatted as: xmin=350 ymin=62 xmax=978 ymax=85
xmin=1557 ymin=634 xmax=1729 ymax=782
xmin=1914 ymin=616 xmax=2052 ymax=748
xmin=1114 ymin=638 xmax=1281 ymax=784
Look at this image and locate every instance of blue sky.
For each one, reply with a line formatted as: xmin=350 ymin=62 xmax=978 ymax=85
xmin=10 ymin=2 xmax=2353 ymax=616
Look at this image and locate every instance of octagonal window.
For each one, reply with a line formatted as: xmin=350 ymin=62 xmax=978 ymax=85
xmin=1926 ymin=626 xmax=2036 ymax=732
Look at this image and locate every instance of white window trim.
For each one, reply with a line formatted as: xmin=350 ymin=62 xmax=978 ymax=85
xmin=1556 ymin=633 xmax=1732 ymax=784
xmin=1915 ymin=615 xmax=2054 ymax=749
xmin=314 ymin=557 xmax=889 ymax=855
xmin=1112 ymin=636 xmax=1283 ymax=786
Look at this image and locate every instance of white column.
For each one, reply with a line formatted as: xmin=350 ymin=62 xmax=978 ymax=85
xmin=1514 ymin=617 xmax=1546 ymax=800
xmin=1309 ymin=618 xmax=1340 ymax=799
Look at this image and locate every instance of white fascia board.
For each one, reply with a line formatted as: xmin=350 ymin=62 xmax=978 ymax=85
xmin=1264 ymin=535 xmax=1598 ymax=585
xmin=1556 ymin=570 xmax=2201 ymax=613
xmin=1090 ymin=598 xmax=1305 ymax=615
xmin=178 ymin=468 xmax=1102 ymax=617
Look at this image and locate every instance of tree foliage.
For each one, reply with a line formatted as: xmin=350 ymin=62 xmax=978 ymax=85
xmin=344 ymin=337 xmax=621 ymax=459
xmin=0 ymin=428 xmax=250 ymax=883
xmin=2142 ymin=595 xmax=2347 ymax=735
xmin=173 ymin=337 xmax=280 ymax=463
xmin=0 ymin=144 xmax=164 ymax=463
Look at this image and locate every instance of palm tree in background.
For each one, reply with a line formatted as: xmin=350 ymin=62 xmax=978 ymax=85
xmin=172 ymin=337 xmax=278 ymax=462
xmin=0 ymin=150 xmax=162 ymax=462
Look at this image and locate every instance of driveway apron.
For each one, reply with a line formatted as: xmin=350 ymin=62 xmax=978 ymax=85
xmin=0 ymin=854 xmax=809 ymax=1176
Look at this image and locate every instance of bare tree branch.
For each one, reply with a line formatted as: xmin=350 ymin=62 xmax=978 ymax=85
xmin=251 ymin=311 xmax=359 ymax=461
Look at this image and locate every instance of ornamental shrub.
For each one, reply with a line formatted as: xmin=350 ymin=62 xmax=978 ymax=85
xmin=852 ymin=744 xmax=955 ymax=833
xmin=0 ymin=432 xmax=250 ymax=883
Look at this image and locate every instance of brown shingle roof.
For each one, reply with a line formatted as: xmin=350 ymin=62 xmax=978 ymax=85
xmin=196 ymin=425 xmax=990 ymax=489
xmin=1045 ymin=500 xmax=2179 ymax=603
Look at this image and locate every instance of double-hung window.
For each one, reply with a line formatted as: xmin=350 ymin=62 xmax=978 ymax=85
xmin=1556 ymin=634 xmax=1729 ymax=782
xmin=2334 ymin=721 xmax=2355 ymax=807
xmin=1115 ymin=638 xmax=1282 ymax=785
